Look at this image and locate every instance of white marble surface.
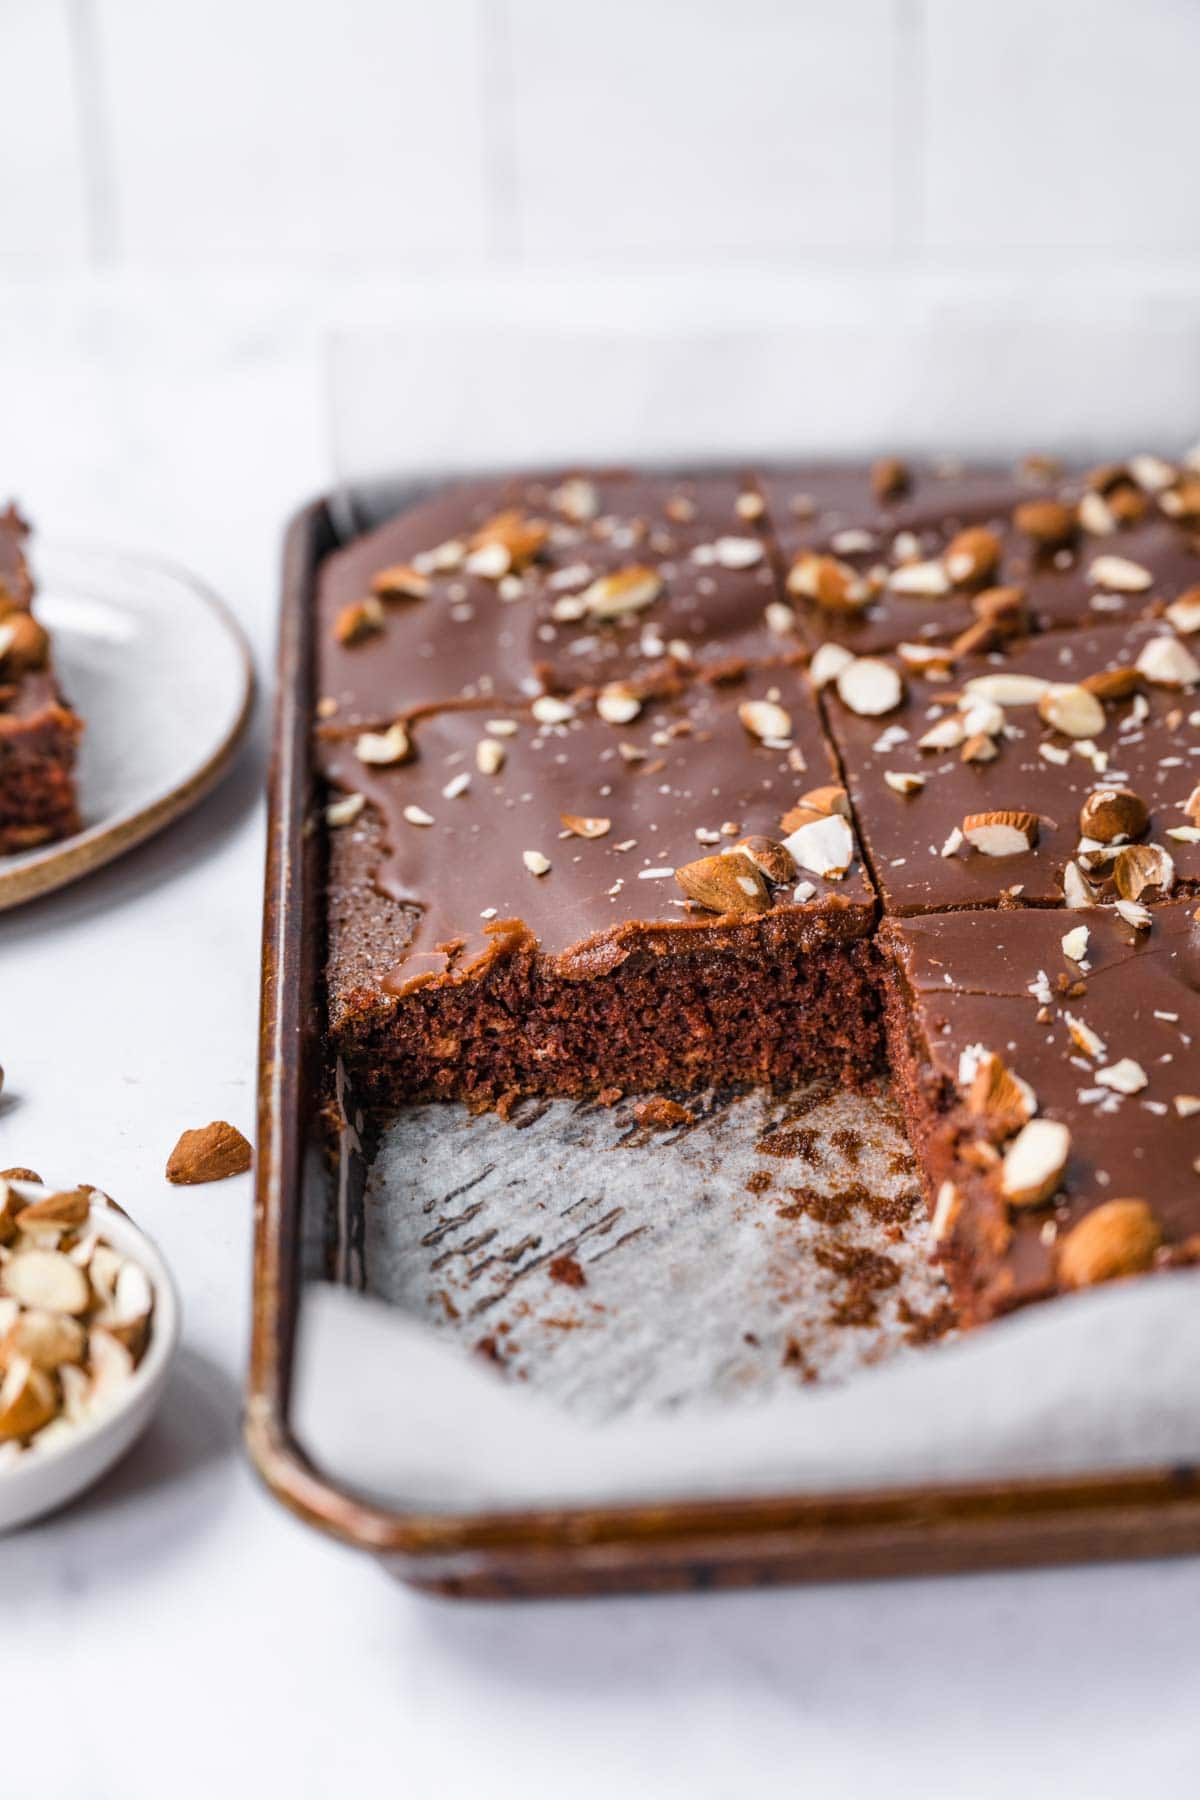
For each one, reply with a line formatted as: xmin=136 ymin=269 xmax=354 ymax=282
xmin=2 ymin=274 xmax=1199 ymax=1799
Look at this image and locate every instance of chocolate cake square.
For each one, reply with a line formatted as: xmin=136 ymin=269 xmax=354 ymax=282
xmin=879 ymin=902 xmax=1200 ymax=1323
xmin=0 ymin=506 xmax=82 ymax=854
xmin=820 ymin=617 xmax=1200 ymax=914
xmin=319 ymin=665 xmax=877 ymax=1108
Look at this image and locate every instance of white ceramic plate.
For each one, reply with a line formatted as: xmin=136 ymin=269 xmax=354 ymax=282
xmin=0 ymin=541 xmax=254 ymax=910
xmin=0 ymin=1197 xmax=181 ymax=1533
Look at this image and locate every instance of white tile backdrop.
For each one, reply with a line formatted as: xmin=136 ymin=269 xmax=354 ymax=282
xmin=2 ymin=0 xmax=1200 ymax=488
xmin=5 ymin=0 xmax=1200 ymax=273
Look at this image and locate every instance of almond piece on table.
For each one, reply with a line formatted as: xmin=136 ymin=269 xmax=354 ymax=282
xmin=166 ymin=1121 xmax=252 ymax=1186
xmin=962 ymin=811 xmax=1039 ymax=856
xmin=1000 ymin=1119 xmax=1071 ymax=1208
xmin=1058 ymin=1199 xmax=1161 ymax=1289
xmin=674 ymin=852 xmax=771 ymax=915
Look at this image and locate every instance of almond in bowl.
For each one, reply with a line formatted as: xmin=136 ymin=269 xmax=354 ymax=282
xmin=0 ymin=1177 xmax=179 ymax=1532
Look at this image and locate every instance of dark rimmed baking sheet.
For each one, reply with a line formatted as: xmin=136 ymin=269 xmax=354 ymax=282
xmin=247 ymin=477 xmax=1200 ymax=1597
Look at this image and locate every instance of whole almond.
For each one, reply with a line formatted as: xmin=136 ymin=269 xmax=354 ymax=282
xmin=1014 ymin=498 xmax=1076 ymax=549
xmin=674 ymin=852 xmax=770 ymax=915
xmin=1078 ymin=787 xmax=1148 ymax=844
xmin=1058 ymin=1199 xmax=1160 ymax=1289
xmin=944 ymin=526 xmax=1002 ymax=587
xmin=871 ymin=457 xmax=910 ymax=502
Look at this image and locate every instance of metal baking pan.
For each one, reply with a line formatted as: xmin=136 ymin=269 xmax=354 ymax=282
xmin=246 ymin=475 xmax=1200 ymax=1598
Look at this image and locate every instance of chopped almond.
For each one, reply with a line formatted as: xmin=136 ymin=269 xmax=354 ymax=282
xmin=166 ymin=1121 xmax=252 ymax=1186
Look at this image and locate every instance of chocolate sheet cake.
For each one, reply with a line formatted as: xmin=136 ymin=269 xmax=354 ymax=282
xmin=0 ymin=505 xmax=82 ymax=853
xmin=316 ymin=457 xmax=1200 ymax=1327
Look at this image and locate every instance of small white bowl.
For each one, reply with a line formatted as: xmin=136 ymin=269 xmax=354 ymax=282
xmin=0 ymin=1198 xmax=181 ymax=1533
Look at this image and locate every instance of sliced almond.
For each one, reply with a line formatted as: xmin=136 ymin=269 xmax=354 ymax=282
xmin=931 ymin=1180 xmax=962 ymax=1242
xmin=1 ymin=1308 xmax=85 ymax=1371
xmin=674 ymin=852 xmax=770 ymax=915
xmin=334 ymin=596 xmax=384 ymax=646
xmin=1096 ymin=1058 xmax=1149 ymax=1095
xmin=1113 ymin=842 xmax=1174 ymax=901
xmin=1114 ymin=897 xmax=1153 ymax=930
xmin=596 ymin=684 xmax=642 ymax=725
xmin=836 ymin=657 xmax=904 ymax=717
xmin=467 ymin=510 xmax=548 ymax=576
xmin=808 ymin=643 xmax=854 ymax=690
xmin=1058 ymin=1199 xmax=1160 ymax=1289
xmin=1136 ymin=634 xmax=1200 ymax=688
xmin=712 ymin=535 xmax=764 ymax=569
xmin=1164 ymin=587 xmax=1200 ymax=635
xmin=581 ymin=565 xmax=663 ymax=620
xmin=962 ymin=811 xmax=1039 ymax=856
xmin=88 ymin=1327 xmax=136 ymax=1406
xmin=780 ymin=812 xmax=856 ymax=880
xmin=738 ymin=699 xmax=792 ymax=743
xmin=786 ymin=553 xmax=868 ymax=613
xmin=165 ymin=1121 xmax=252 ymax=1185
xmin=962 ymin=672 xmax=1050 ymax=706
xmin=1037 ymin=682 xmax=1106 ymax=740
xmin=884 ymin=770 xmax=925 ymax=796
xmin=2 ymin=1250 xmax=91 ymax=1315
xmin=961 ymin=732 xmax=999 ymax=764
xmin=1000 ymin=1119 xmax=1070 ymax=1208
xmin=918 ymin=715 xmax=966 ymax=752
xmin=1089 ymin=554 xmax=1153 ymax=593
xmin=1065 ymin=1014 xmax=1106 ymax=1060
xmin=0 ymin=1356 xmax=58 ymax=1442
xmin=800 ymin=784 xmax=850 ymax=818
xmin=14 ymin=1187 xmax=90 ymax=1233
xmin=965 ymin=1052 xmax=1036 ymax=1133
xmin=354 ymin=722 xmax=411 ymax=766
xmin=889 ymin=559 xmax=952 ymax=597
xmin=370 ymin=563 xmax=430 ymax=602
xmin=898 ymin=642 xmax=956 ymax=677
xmin=559 ymin=813 xmax=611 ymax=839
xmin=326 ymin=792 xmax=364 ymax=828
